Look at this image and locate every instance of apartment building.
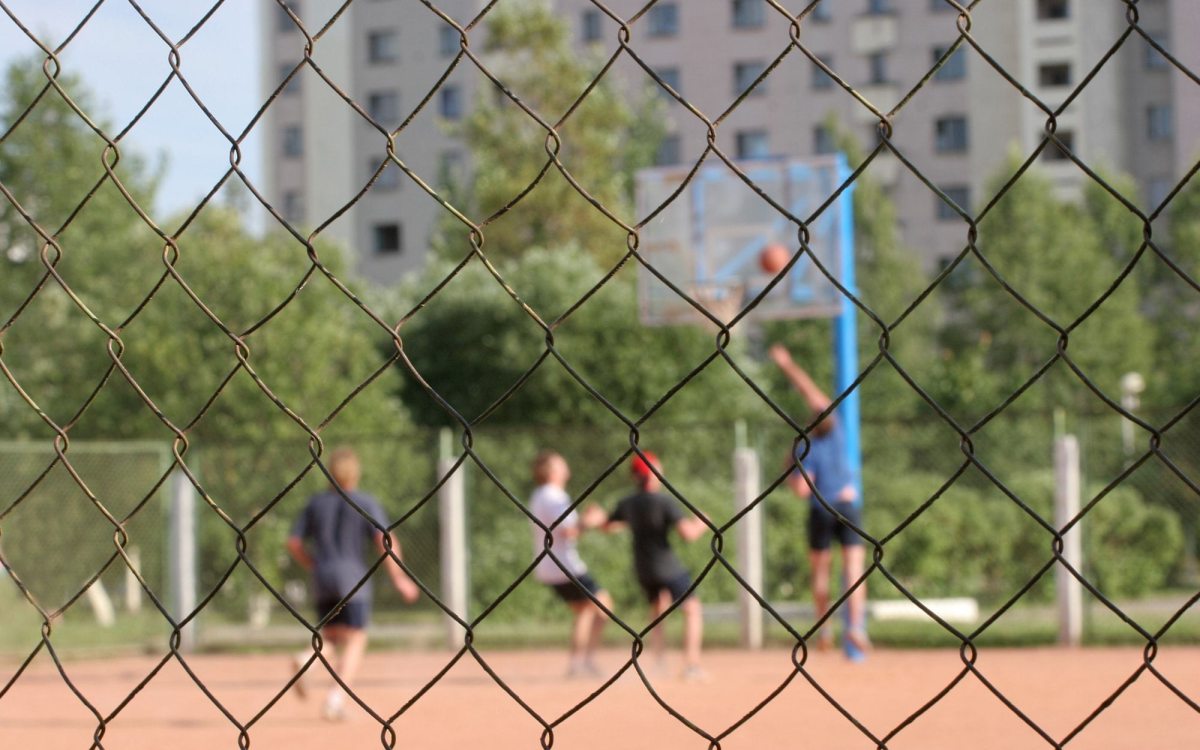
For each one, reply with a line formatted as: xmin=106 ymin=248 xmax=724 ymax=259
xmin=262 ymin=0 xmax=1199 ymax=283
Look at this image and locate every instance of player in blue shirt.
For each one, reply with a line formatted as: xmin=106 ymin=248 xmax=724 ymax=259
xmin=287 ymin=447 xmax=419 ymax=720
xmin=770 ymin=345 xmax=869 ymax=654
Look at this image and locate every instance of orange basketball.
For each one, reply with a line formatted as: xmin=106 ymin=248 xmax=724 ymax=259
xmin=759 ymin=243 xmax=790 ymax=274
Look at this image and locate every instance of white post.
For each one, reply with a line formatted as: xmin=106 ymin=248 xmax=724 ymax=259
xmin=438 ymin=433 xmax=468 ymax=649
xmin=733 ymin=447 xmax=763 ymax=649
xmin=169 ymin=470 xmax=197 ymax=652
xmin=1119 ymin=372 xmax=1145 ymax=462
xmin=1054 ymin=435 xmax=1083 ymax=647
xmin=124 ymin=546 xmax=143 ymax=613
xmin=85 ymin=580 xmax=116 ymax=627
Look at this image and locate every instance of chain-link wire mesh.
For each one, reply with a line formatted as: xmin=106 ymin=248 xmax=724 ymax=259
xmin=1 ymin=0 xmax=1198 ymax=747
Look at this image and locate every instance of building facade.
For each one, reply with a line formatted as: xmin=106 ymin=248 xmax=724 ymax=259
xmin=262 ymin=0 xmax=1199 ymax=283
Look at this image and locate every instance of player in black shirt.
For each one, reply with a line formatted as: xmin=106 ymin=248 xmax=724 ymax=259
xmin=590 ymin=451 xmax=708 ymax=679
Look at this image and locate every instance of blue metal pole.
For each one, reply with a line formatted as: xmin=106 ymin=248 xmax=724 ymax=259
xmin=832 ymin=153 xmax=861 ymax=504
xmin=832 ymin=153 xmax=864 ymax=662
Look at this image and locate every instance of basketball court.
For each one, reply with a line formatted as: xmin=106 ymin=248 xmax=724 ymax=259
xmin=2 ymin=647 xmax=1197 ymax=748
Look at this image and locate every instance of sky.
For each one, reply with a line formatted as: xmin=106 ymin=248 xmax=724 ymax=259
xmin=0 ymin=0 xmax=263 ymax=223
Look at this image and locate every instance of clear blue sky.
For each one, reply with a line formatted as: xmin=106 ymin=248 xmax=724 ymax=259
xmin=1 ymin=0 xmax=262 ymax=222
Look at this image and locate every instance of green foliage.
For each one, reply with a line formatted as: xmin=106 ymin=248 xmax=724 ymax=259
xmin=1084 ymin=482 xmax=1185 ymax=598
xmin=0 ymin=60 xmax=403 ymax=442
xmin=0 ymin=62 xmax=164 ymax=434
xmin=932 ymin=160 xmax=1155 ymax=424
xmin=393 ymin=245 xmax=758 ymax=427
xmin=433 ymin=0 xmax=663 ymax=266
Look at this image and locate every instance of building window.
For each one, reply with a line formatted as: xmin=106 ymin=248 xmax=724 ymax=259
xmin=732 ymin=0 xmax=765 ymax=28
xmin=1036 ymin=0 xmax=1069 ymax=20
xmin=932 ymin=46 xmax=966 ymax=81
xmin=371 ymin=160 xmax=402 ymax=191
xmin=1042 ymin=130 xmax=1074 ymax=161
xmin=812 ymin=54 xmax=834 ymax=89
xmin=813 ymin=125 xmax=836 ymax=155
xmin=282 ymin=124 xmax=303 ymax=157
xmin=934 ymin=115 xmax=968 ymax=152
xmin=656 ymin=67 xmax=681 ymax=97
xmin=655 ymin=134 xmax=681 ymax=166
xmin=810 ymin=2 xmax=831 ymax=21
xmin=1038 ymin=62 xmax=1072 ymax=87
xmin=439 ymin=150 xmax=465 ymax=184
xmin=281 ymin=191 xmax=303 ymax=222
xmin=279 ymin=63 xmax=301 ymax=95
xmin=367 ymin=30 xmax=399 ymax=64
xmin=1144 ymin=34 xmax=1170 ymax=70
xmin=373 ymin=223 xmax=402 ymax=254
xmin=367 ymin=91 xmax=399 ymax=124
xmin=866 ymin=0 xmax=894 ymax=14
xmin=277 ymin=2 xmax=300 ymax=32
xmin=867 ymin=52 xmax=889 ymax=84
xmin=734 ymin=61 xmax=767 ymax=96
xmin=1147 ymin=104 xmax=1173 ymax=141
xmin=735 ymin=129 xmax=770 ymax=160
xmin=582 ymin=9 xmax=604 ymax=41
xmin=647 ymin=3 xmax=679 ymax=37
xmin=440 ymin=85 xmax=463 ymax=120
xmin=439 ymin=26 xmax=460 ymax=57
xmin=937 ymin=186 xmax=970 ymax=220
xmin=1146 ymin=177 xmax=1171 ymax=208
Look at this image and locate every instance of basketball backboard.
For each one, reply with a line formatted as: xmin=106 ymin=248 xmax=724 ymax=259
xmin=635 ymin=155 xmax=854 ymax=326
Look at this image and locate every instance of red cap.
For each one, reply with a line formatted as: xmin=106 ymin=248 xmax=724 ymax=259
xmin=631 ymin=451 xmax=660 ymax=484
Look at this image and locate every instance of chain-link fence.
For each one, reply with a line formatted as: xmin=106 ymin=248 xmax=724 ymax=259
xmin=2 ymin=0 xmax=1199 ymax=747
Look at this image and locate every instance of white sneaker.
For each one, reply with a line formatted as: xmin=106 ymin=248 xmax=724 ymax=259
xmin=680 ymin=665 xmax=709 ymax=683
xmin=322 ymin=690 xmax=346 ymax=722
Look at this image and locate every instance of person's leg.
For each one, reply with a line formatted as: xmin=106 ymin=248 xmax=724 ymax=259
xmin=648 ymin=589 xmax=670 ymax=667
xmin=841 ymin=543 xmax=870 ymax=650
xmin=808 ymin=549 xmax=833 ymax=649
xmin=681 ymin=595 xmax=703 ymax=671
xmin=321 ymin=609 xmax=369 ymax=719
xmin=567 ymin=600 xmax=593 ymax=672
xmin=587 ymin=590 xmax=613 ymax=662
xmin=337 ymin=627 xmax=370 ymax=686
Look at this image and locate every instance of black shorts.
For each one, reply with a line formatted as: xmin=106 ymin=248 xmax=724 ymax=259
xmin=807 ymin=501 xmax=864 ymax=551
xmin=549 ymin=573 xmax=603 ymax=603
xmin=316 ymin=598 xmax=371 ymax=629
xmin=638 ymin=572 xmax=694 ymax=604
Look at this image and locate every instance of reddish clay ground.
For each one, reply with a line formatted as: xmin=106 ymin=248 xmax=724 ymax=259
xmin=1 ymin=646 xmax=1197 ymax=748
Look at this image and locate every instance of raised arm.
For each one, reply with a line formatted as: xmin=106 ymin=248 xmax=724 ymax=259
xmin=769 ymin=345 xmax=833 ymax=415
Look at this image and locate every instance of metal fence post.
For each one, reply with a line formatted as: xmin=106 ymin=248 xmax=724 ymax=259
xmin=734 ymin=447 xmax=763 ymax=649
xmin=1054 ymin=435 xmax=1083 ymax=647
xmin=169 ymin=469 xmax=198 ymax=652
xmin=438 ymin=429 xmax=468 ymax=648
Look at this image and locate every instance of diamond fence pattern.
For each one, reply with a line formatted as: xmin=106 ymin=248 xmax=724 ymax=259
xmin=0 ymin=0 xmax=1198 ymax=748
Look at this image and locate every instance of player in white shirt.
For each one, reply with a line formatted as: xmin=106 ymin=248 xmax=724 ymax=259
xmin=529 ymin=451 xmax=612 ymax=677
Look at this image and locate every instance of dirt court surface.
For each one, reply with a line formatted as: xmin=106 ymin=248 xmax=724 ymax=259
xmin=1 ymin=646 xmax=1197 ymax=749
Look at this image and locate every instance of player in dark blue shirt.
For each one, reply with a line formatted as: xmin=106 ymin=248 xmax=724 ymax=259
xmin=287 ymin=447 xmax=419 ymax=720
xmin=770 ymin=345 xmax=869 ymax=654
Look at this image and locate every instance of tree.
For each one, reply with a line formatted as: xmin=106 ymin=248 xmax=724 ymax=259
xmin=931 ymin=159 xmax=1154 ymax=428
xmin=0 ymin=59 xmax=405 ymax=444
xmin=0 ymin=60 xmax=164 ymax=436
xmin=433 ymin=0 xmax=663 ymax=267
xmin=392 ymin=245 xmax=758 ymax=428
